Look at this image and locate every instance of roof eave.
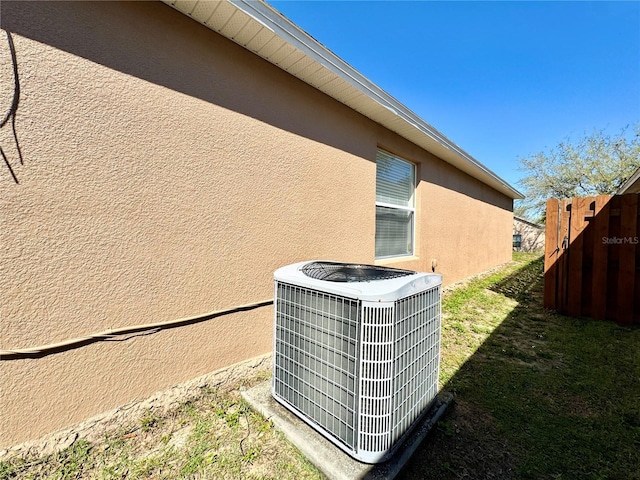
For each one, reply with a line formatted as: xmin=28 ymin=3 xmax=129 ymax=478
xmin=514 ymin=215 xmax=544 ymax=229
xmin=617 ymin=166 xmax=640 ymax=194
xmin=162 ymin=0 xmax=524 ymax=200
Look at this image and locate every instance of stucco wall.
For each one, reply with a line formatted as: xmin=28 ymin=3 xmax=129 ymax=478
xmin=373 ymin=127 xmax=513 ymax=278
xmin=513 ymin=218 xmax=545 ymax=252
xmin=0 ymin=1 xmax=512 ymax=447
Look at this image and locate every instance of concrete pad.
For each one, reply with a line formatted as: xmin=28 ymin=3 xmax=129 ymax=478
xmin=241 ymin=381 xmax=453 ymax=480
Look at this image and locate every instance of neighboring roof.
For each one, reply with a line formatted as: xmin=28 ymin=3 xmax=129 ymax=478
xmin=162 ymin=0 xmax=523 ymax=200
xmin=514 ymin=215 xmax=544 ymax=229
xmin=617 ymin=166 xmax=640 ymax=194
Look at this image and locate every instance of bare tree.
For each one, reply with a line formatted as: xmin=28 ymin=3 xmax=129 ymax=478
xmin=516 ymin=124 xmax=640 ymax=222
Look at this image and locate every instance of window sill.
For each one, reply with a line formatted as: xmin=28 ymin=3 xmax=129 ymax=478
xmin=374 ymin=255 xmax=419 ymax=266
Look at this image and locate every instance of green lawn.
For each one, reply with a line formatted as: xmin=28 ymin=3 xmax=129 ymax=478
xmin=401 ymin=252 xmax=640 ymax=480
xmin=0 ymin=373 xmax=322 ymax=480
xmin=2 ymin=253 xmax=639 ymax=479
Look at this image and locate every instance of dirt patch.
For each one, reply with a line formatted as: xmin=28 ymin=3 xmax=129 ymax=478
xmin=442 ymin=261 xmax=513 ymax=295
xmin=0 ymin=353 xmax=271 ymax=462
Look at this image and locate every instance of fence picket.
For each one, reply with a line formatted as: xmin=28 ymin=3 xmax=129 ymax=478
xmin=543 ymin=193 xmax=639 ymax=325
xmin=591 ymin=196 xmax=611 ymax=320
xmin=567 ymin=197 xmax=588 ymax=316
xmin=617 ymin=194 xmax=637 ymax=324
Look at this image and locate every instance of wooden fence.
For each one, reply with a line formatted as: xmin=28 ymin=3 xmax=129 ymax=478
xmin=544 ymin=193 xmax=640 ymax=325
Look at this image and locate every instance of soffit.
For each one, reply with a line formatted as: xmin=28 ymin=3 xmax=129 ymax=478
xmin=162 ymin=0 xmax=524 ymax=200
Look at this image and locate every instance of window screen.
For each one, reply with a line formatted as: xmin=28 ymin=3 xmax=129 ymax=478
xmin=375 ymin=150 xmax=415 ymax=258
xmin=513 ymin=234 xmax=522 ymax=249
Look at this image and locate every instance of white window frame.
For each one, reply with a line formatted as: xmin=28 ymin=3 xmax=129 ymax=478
xmin=375 ymin=149 xmax=416 ymax=259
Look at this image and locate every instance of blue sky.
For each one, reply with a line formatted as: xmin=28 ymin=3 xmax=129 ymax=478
xmin=269 ymin=1 xmax=640 ymax=190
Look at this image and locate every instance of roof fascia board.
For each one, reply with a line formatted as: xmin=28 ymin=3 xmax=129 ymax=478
xmin=617 ymin=166 xmax=640 ymax=194
xmin=514 ymin=215 xmax=544 ymax=229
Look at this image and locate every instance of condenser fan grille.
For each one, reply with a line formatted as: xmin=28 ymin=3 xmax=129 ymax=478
xmin=301 ymin=261 xmax=415 ymax=282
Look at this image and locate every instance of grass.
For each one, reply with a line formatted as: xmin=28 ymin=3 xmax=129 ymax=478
xmin=0 ymin=378 xmax=322 ymax=480
xmin=2 ymin=252 xmax=639 ymax=479
xmin=401 ymin=252 xmax=640 ymax=480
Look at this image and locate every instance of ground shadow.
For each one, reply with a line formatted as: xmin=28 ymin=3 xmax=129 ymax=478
xmin=0 ymin=30 xmax=22 ymax=184
xmin=397 ymin=256 xmax=640 ymax=479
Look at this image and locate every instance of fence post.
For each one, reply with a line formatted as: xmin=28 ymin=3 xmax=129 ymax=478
xmin=557 ymin=199 xmax=572 ymax=312
xmin=544 ymin=199 xmax=560 ymax=309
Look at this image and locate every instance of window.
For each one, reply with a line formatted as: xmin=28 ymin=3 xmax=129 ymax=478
xmin=375 ymin=149 xmax=416 ymax=258
xmin=513 ymin=234 xmax=522 ymax=249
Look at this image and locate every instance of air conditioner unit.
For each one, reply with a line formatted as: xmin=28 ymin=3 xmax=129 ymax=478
xmin=272 ymin=260 xmax=442 ymax=463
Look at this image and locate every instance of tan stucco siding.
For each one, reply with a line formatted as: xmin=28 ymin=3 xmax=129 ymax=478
xmin=513 ymin=218 xmax=545 ymax=252
xmin=1 ymin=1 xmax=511 ymax=447
xmin=373 ymin=132 xmax=513 ymax=280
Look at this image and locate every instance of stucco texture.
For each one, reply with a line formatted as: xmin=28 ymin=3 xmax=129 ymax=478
xmin=514 ymin=218 xmax=545 ymax=252
xmin=0 ymin=1 xmax=511 ymax=447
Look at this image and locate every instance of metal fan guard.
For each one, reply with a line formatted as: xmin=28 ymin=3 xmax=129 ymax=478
xmin=300 ymin=261 xmax=415 ymax=282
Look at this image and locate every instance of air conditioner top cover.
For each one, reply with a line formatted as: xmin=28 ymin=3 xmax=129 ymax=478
xmin=274 ymin=260 xmax=442 ymax=302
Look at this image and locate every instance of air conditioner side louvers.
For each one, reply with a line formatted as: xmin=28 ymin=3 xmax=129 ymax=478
xmin=273 ymin=261 xmax=442 ymax=464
